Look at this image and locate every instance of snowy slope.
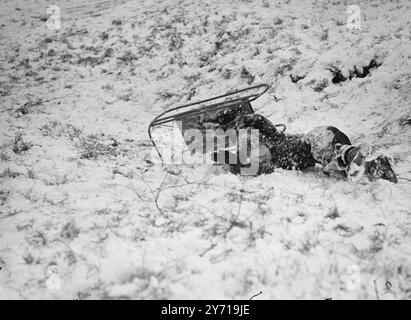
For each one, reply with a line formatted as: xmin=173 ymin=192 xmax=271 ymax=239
xmin=0 ymin=0 xmax=410 ymax=299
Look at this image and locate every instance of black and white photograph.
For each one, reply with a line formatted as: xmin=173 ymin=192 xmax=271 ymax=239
xmin=0 ymin=0 xmax=410 ymax=302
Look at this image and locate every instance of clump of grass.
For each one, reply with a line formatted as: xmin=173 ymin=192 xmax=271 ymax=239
xmin=40 ymin=121 xmax=81 ymax=140
xmin=334 ymin=224 xmax=363 ymax=237
xmin=167 ymin=28 xmax=184 ymax=51
xmin=44 ymin=174 xmax=69 ymax=186
xmin=273 ymin=17 xmax=283 ymax=25
xmin=0 ymin=168 xmax=21 ymax=179
xmin=14 ymin=99 xmax=42 ymax=115
xmin=60 ymin=53 xmax=74 ymax=63
xmin=118 ymin=93 xmax=132 ymax=102
xmin=61 ymin=221 xmax=80 ymax=241
xmin=157 ymin=90 xmax=176 ymax=101
xmin=28 ymin=230 xmax=47 ymax=246
xmin=275 ymin=57 xmax=298 ymax=76
xmin=100 ymin=31 xmax=109 ymax=41
xmin=23 ymin=254 xmax=35 ymax=265
xmin=102 ymin=84 xmax=113 ymax=91
xmin=79 ymin=135 xmax=120 ymax=159
xmin=300 ymin=237 xmax=319 ymax=253
xmin=320 ymin=28 xmax=329 ymax=41
xmin=313 ymin=79 xmax=329 ymax=92
xmin=12 ymin=133 xmax=31 ymax=154
xmin=0 ymin=190 xmax=9 ymax=205
xmin=117 ymin=50 xmax=138 ymax=64
xmin=221 ymin=68 xmax=232 ymax=80
xmin=369 ymin=230 xmax=385 ymax=253
xmin=41 ymin=122 xmax=123 ymax=159
xmin=77 ymin=56 xmax=105 ymax=66
xmin=0 ymin=151 xmax=11 ymax=161
xmin=240 ymin=66 xmax=255 ymax=84
xmin=334 ymin=224 xmax=352 ymax=236
xmin=326 ymin=207 xmax=339 ymax=219
xmin=112 ymin=19 xmax=122 ymax=26
xmin=102 ymin=47 xmax=114 ymax=58
xmin=47 ymin=49 xmax=57 ymax=57
xmin=290 ymin=74 xmax=305 ymax=83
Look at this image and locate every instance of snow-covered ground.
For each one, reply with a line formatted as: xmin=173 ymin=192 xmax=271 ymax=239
xmin=0 ymin=0 xmax=410 ymax=299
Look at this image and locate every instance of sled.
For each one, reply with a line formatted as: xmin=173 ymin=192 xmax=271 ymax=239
xmin=148 ymin=84 xmax=270 ymax=162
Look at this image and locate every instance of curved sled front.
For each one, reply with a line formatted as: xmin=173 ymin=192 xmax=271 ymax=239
xmin=148 ymin=84 xmax=270 ymax=162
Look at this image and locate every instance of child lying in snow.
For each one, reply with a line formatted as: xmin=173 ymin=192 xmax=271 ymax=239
xmin=210 ymin=111 xmax=398 ymax=183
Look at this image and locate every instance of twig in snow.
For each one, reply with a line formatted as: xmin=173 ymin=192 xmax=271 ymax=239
xmin=125 ymin=184 xmax=152 ymax=202
xmin=53 ymin=238 xmax=88 ymax=262
xmin=250 ymin=291 xmax=262 ymax=300
xmin=199 ymin=242 xmax=217 ymax=257
xmin=154 ymin=173 xmax=169 ymax=215
xmin=0 ymin=210 xmax=22 ymax=220
xmin=2 ymin=92 xmax=77 ymax=114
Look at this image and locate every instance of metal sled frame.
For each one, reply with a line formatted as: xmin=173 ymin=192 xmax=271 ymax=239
xmin=148 ymin=84 xmax=270 ymax=162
